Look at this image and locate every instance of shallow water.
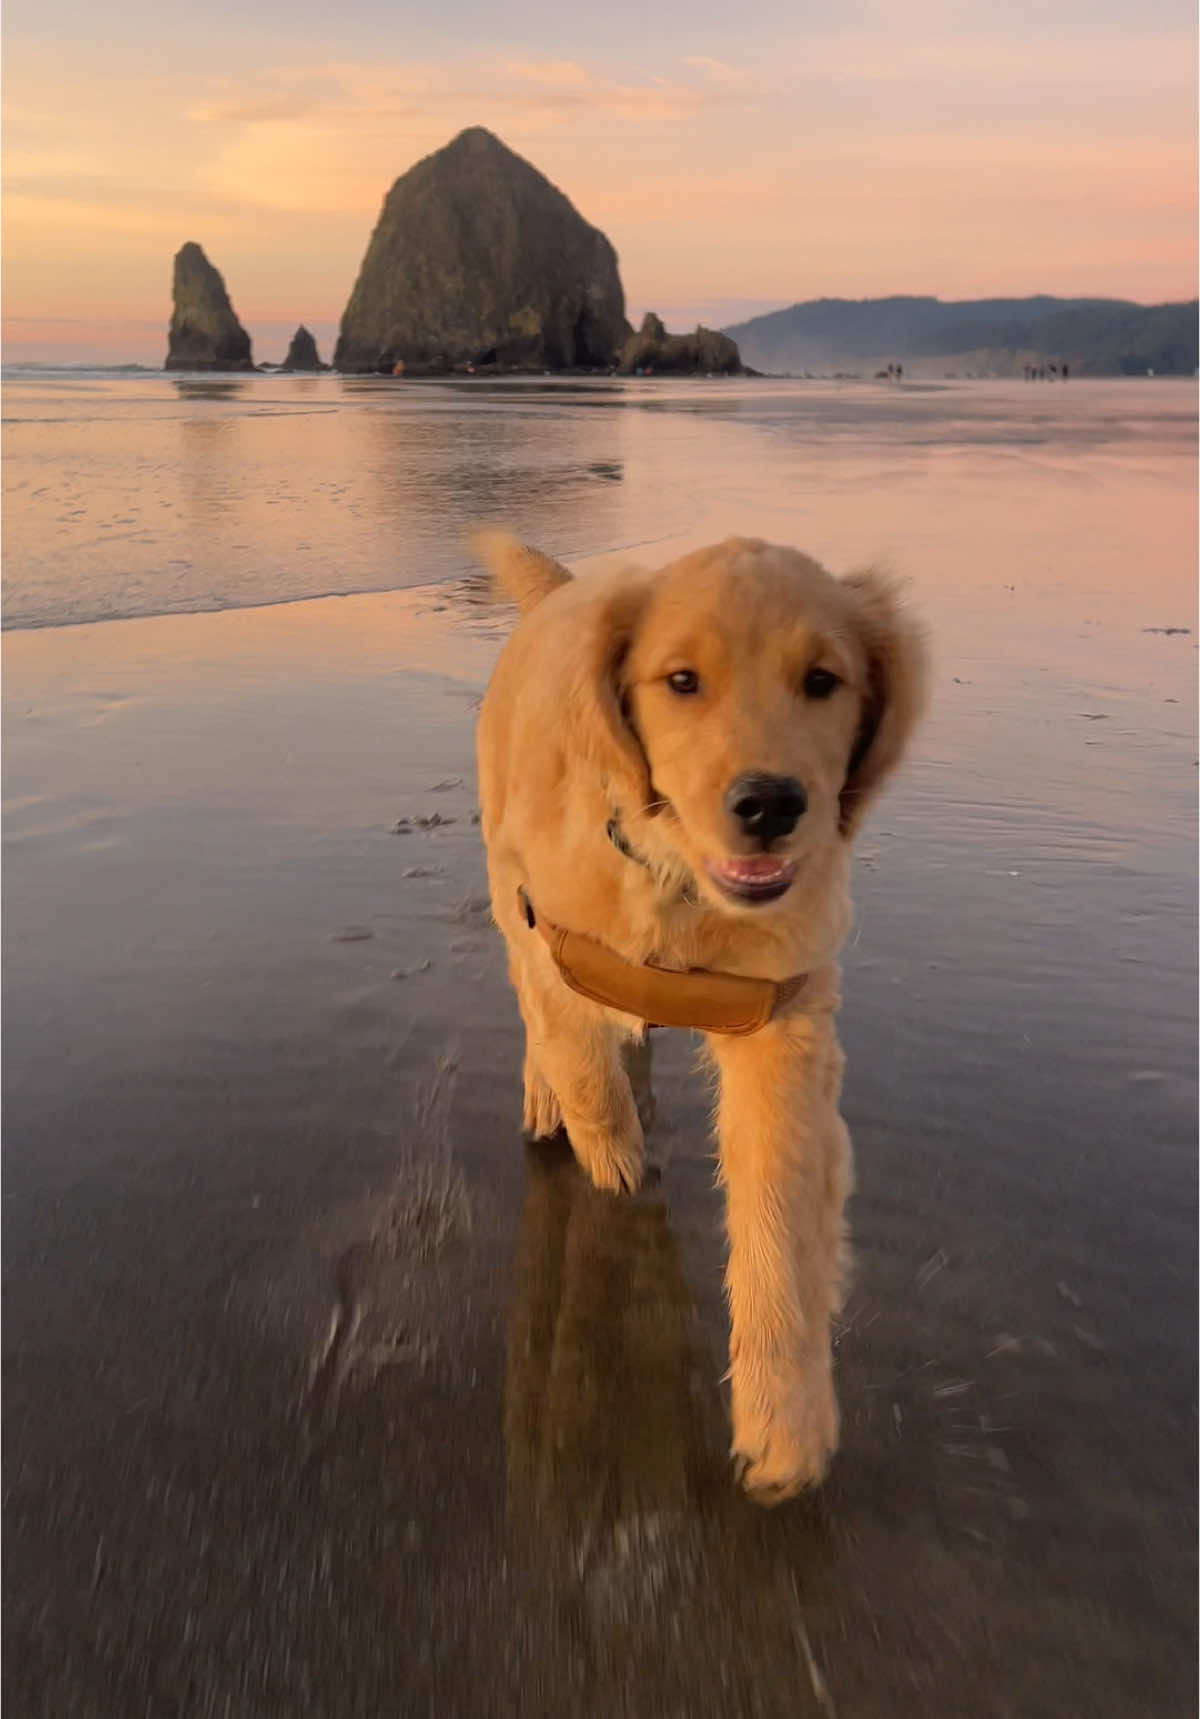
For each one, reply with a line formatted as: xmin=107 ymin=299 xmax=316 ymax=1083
xmin=3 ymin=375 xmax=1196 ymax=1716
xmin=3 ymin=371 xmax=1195 ymax=629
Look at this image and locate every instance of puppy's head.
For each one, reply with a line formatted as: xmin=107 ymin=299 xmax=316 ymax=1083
xmin=567 ymin=537 xmax=928 ymax=913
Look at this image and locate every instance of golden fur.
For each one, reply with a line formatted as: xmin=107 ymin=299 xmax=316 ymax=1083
xmin=475 ymin=532 xmax=929 ymax=1499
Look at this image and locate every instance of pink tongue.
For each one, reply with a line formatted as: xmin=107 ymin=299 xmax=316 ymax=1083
xmin=723 ymin=856 xmax=785 ymax=879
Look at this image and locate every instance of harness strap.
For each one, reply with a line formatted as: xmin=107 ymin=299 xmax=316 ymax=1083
xmin=518 ymin=888 xmax=807 ymax=1036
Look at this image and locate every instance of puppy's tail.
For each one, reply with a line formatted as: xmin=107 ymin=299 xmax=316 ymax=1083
xmin=472 ymin=531 xmax=572 ymax=615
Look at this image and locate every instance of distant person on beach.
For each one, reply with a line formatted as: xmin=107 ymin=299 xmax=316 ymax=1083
xmin=1062 ymin=362 xmax=1069 ymax=381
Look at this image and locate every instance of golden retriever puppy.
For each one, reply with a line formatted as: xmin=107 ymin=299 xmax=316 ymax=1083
xmin=475 ymin=533 xmax=928 ymax=1499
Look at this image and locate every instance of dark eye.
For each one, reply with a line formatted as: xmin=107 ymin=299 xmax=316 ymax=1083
xmin=803 ymin=667 xmax=840 ymax=700
xmin=667 ymin=669 xmax=701 ymax=695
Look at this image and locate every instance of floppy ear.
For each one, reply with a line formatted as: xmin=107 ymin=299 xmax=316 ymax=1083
xmin=562 ymin=574 xmax=656 ymax=814
xmin=839 ymin=570 xmax=930 ymax=837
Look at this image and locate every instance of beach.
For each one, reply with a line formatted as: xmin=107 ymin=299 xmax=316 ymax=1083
xmin=3 ymin=376 xmax=1196 ymax=1716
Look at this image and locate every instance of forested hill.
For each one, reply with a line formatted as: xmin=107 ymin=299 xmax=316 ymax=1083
xmin=723 ymin=295 xmax=1198 ymax=377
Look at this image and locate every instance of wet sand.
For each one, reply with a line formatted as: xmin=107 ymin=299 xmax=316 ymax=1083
xmin=4 ymin=535 xmax=1196 ymax=1714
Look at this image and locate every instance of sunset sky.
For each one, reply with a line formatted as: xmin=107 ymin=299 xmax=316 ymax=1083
xmin=4 ymin=0 xmax=1196 ymax=363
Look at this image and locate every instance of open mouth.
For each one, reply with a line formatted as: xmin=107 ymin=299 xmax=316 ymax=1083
xmin=705 ymin=855 xmax=798 ymax=904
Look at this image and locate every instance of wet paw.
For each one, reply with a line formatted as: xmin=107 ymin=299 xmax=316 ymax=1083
xmin=569 ymin=1122 xmax=645 ymax=1196
xmin=731 ymin=1371 xmax=839 ymax=1504
xmin=522 ymin=1066 xmax=563 ymax=1139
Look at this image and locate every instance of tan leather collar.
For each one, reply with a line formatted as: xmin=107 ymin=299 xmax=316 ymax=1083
xmin=518 ymin=888 xmax=807 ymax=1036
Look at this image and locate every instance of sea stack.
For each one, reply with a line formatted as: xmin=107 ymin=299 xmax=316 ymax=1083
xmin=618 ymin=312 xmax=744 ymax=375
xmin=280 ymin=325 xmax=325 ymax=371
xmin=334 ymin=127 xmax=630 ymax=374
xmin=165 ymin=243 xmax=254 ymax=372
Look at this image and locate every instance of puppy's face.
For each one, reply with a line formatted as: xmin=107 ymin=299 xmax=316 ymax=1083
xmin=611 ymin=541 xmax=926 ymax=913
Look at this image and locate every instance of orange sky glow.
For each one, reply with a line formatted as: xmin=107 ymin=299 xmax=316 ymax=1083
xmin=3 ymin=6 xmax=1197 ymax=363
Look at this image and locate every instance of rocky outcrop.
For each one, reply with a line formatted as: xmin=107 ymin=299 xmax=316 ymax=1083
xmin=165 ymin=243 xmax=254 ymax=371
xmin=617 ymin=313 xmax=744 ymax=376
xmin=334 ymin=128 xmax=630 ymax=374
xmin=280 ymin=325 xmax=326 ymax=371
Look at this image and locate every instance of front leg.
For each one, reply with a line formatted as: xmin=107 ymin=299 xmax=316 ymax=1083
xmin=708 ymin=1017 xmax=852 ymax=1502
xmin=531 ymin=999 xmax=645 ymax=1195
xmin=490 ymin=859 xmax=644 ymax=1193
xmin=505 ymin=937 xmax=644 ymax=1195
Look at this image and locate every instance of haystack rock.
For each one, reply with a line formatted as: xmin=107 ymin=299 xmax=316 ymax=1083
xmin=280 ymin=325 xmax=326 ymax=371
xmin=334 ymin=128 xmax=630 ymax=374
xmin=618 ymin=312 xmax=744 ymax=376
xmin=165 ymin=242 xmax=254 ymax=372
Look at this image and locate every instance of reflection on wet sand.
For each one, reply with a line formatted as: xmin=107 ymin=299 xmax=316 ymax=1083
xmin=355 ymin=394 xmax=635 ymax=550
xmin=506 ymin=1136 xmax=723 ymax=1540
xmin=170 ymin=378 xmax=250 ymax=402
xmin=504 ymin=1132 xmax=841 ymax=1715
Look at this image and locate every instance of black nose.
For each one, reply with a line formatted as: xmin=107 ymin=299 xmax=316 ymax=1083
xmin=725 ymin=773 xmax=808 ymax=844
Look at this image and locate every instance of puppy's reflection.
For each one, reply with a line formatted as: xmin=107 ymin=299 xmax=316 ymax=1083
xmin=505 ymin=1131 xmax=724 ymax=1555
xmin=503 ymin=1127 xmax=841 ymax=1707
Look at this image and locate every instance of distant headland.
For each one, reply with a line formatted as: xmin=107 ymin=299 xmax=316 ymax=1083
xmin=163 ymin=127 xmax=1198 ymax=380
xmin=724 ymin=294 xmax=1198 ymax=379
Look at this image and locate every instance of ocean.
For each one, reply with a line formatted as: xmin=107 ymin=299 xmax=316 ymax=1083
xmin=4 ymin=369 xmax=1195 ymax=629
